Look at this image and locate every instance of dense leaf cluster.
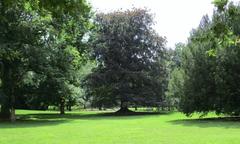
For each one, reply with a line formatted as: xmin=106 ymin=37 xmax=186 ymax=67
xmin=0 ymin=0 xmax=92 ymax=120
xmin=83 ymin=9 xmax=167 ymax=111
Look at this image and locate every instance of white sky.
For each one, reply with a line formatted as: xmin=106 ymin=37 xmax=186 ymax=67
xmin=88 ymin=0 xmax=237 ymax=48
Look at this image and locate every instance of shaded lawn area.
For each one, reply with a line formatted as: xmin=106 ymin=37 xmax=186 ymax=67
xmin=1 ymin=110 xmax=240 ymax=144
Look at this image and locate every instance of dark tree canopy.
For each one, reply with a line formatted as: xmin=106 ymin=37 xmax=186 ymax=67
xmin=83 ymin=8 xmax=167 ymax=112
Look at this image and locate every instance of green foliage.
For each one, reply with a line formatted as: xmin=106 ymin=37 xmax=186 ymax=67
xmin=0 ymin=0 xmax=49 ymax=120
xmin=0 ymin=0 xmax=93 ymax=119
xmin=83 ymin=8 xmax=167 ymax=110
xmin=212 ymin=0 xmax=228 ymax=12
xmin=165 ymin=43 xmax=185 ymax=109
xmin=178 ymin=2 xmax=240 ymax=116
xmin=166 ymin=68 xmax=184 ymax=108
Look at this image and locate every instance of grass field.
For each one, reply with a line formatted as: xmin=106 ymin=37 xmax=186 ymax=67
xmin=0 ymin=110 xmax=240 ymax=144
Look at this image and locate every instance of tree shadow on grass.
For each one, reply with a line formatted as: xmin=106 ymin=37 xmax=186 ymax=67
xmin=0 ymin=111 xmax=170 ymax=128
xmin=169 ymin=117 xmax=240 ymax=129
xmin=20 ymin=111 xmax=170 ymax=120
xmin=0 ymin=119 xmax=67 ymax=129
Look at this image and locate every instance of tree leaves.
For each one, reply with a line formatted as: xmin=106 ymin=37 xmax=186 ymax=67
xmin=212 ymin=0 xmax=228 ymax=12
xmin=0 ymin=0 xmax=93 ymax=117
xmin=177 ymin=1 xmax=240 ymax=116
xmin=84 ymin=8 xmax=167 ymax=109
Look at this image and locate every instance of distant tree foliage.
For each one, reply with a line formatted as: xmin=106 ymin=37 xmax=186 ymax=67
xmin=83 ymin=8 xmax=167 ymax=112
xmin=166 ymin=43 xmax=185 ymax=109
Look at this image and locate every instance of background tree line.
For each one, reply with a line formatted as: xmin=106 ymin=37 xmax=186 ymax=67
xmin=1 ymin=0 xmax=240 ymax=122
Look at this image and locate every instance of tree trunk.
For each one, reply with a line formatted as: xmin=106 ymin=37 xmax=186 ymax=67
xmin=10 ymin=78 xmax=16 ymax=121
xmin=98 ymin=105 xmax=102 ymax=111
xmin=9 ymin=69 xmax=16 ymax=122
xmin=0 ymin=63 xmax=16 ymax=121
xmin=67 ymin=105 xmax=72 ymax=111
xmin=116 ymin=100 xmax=131 ymax=113
xmin=60 ymin=97 xmax=65 ymax=115
xmin=161 ymin=105 xmax=164 ymax=111
xmin=10 ymin=106 xmax=16 ymax=122
xmin=135 ymin=106 xmax=138 ymax=111
xmin=0 ymin=104 xmax=10 ymax=119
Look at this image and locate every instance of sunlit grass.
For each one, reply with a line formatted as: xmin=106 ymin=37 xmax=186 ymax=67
xmin=0 ymin=110 xmax=240 ymax=144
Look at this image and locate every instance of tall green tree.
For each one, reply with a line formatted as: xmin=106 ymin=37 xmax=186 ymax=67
xmin=83 ymin=8 xmax=167 ymax=112
xmin=0 ymin=0 xmax=93 ymax=120
xmin=214 ymin=2 xmax=240 ymax=115
xmin=179 ymin=0 xmax=240 ymax=116
xmin=40 ymin=0 xmax=92 ymax=114
xmin=180 ymin=16 xmax=217 ymax=115
xmin=0 ymin=0 xmax=49 ymax=121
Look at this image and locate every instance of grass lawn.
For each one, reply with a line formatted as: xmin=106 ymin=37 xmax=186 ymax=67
xmin=0 ymin=110 xmax=240 ymax=144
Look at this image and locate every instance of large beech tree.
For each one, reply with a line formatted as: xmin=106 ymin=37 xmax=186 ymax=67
xmin=84 ymin=8 xmax=167 ymax=112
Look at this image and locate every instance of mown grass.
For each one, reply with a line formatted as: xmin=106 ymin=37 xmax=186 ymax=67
xmin=0 ymin=110 xmax=240 ymax=144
